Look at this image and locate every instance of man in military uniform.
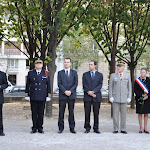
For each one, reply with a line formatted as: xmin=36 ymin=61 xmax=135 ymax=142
xmin=0 ymin=71 xmax=8 ymax=136
xmin=25 ymin=57 xmax=51 ymax=134
xmin=109 ymin=61 xmax=132 ymax=134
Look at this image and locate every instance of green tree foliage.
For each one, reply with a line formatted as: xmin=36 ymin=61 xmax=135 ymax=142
xmin=57 ymin=32 xmax=99 ymax=68
xmin=84 ymin=0 xmax=150 ymax=108
xmin=0 ymin=0 xmax=92 ymax=116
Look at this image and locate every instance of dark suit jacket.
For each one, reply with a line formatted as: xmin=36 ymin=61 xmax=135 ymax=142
xmin=0 ymin=71 xmax=8 ymax=104
xmin=25 ymin=69 xmax=51 ymax=101
xmin=58 ymin=69 xmax=78 ymax=100
xmin=83 ymin=71 xmax=103 ymax=102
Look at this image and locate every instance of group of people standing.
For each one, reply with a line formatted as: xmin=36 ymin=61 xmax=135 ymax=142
xmin=0 ymin=57 xmax=150 ymax=136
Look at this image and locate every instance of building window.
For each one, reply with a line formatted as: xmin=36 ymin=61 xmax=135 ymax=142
xmin=8 ymin=75 xmax=16 ymax=85
xmin=8 ymin=59 xmax=18 ymax=69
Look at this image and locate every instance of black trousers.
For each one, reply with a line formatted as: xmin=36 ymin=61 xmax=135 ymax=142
xmin=58 ymin=99 xmax=75 ymax=131
xmin=30 ymin=100 xmax=46 ymax=130
xmin=0 ymin=104 xmax=3 ymax=132
xmin=84 ymin=101 xmax=100 ymax=131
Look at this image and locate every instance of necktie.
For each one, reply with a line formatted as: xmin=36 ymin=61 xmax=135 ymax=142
xmin=38 ymin=72 xmax=40 ymax=75
xmin=91 ymin=71 xmax=94 ymax=79
xmin=66 ymin=70 xmax=69 ymax=77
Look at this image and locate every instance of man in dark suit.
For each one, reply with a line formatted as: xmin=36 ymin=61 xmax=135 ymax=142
xmin=83 ymin=60 xmax=103 ymax=134
xmin=25 ymin=57 xmax=51 ymax=134
xmin=58 ymin=58 xmax=78 ymax=134
xmin=0 ymin=71 xmax=8 ymax=136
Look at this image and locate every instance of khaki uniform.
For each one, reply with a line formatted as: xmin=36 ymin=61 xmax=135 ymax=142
xmin=109 ymin=72 xmax=132 ymax=131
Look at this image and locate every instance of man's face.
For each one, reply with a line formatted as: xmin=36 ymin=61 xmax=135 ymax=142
xmin=35 ymin=62 xmax=43 ymax=70
xmin=117 ymin=66 xmax=124 ymax=73
xmin=89 ymin=62 xmax=96 ymax=71
xmin=64 ymin=59 xmax=71 ymax=69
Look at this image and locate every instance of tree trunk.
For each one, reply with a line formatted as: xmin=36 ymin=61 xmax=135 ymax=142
xmin=129 ymin=64 xmax=135 ymax=109
xmin=110 ymin=0 xmax=117 ymax=117
xmin=45 ymin=38 xmax=57 ymax=117
xmin=129 ymin=55 xmax=136 ymax=108
xmin=45 ymin=60 xmax=57 ymax=117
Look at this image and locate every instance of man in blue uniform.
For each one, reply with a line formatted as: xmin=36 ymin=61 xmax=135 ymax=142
xmin=83 ymin=60 xmax=103 ymax=134
xmin=0 ymin=71 xmax=8 ymax=136
xmin=25 ymin=57 xmax=51 ymax=134
xmin=58 ymin=58 xmax=78 ymax=134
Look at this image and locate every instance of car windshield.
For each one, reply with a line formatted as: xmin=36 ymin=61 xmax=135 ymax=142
xmin=19 ymin=88 xmax=25 ymax=92
xmin=12 ymin=88 xmax=19 ymax=92
xmin=12 ymin=87 xmax=25 ymax=92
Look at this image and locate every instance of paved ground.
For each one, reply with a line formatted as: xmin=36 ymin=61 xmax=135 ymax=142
xmin=0 ymin=102 xmax=150 ymax=150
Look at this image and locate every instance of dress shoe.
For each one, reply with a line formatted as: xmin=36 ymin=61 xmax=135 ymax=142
xmin=30 ymin=130 xmax=37 ymax=134
xmin=144 ymin=130 xmax=149 ymax=134
xmin=0 ymin=132 xmax=5 ymax=136
xmin=113 ymin=131 xmax=118 ymax=134
xmin=58 ymin=130 xmax=63 ymax=134
xmin=121 ymin=131 xmax=127 ymax=134
xmin=94 ymin=130 xmax=101 ymax=134
xmin=139 ymin=131 xmax=142 ymax=134
xmin=84 ymin=130 xmax=90 ymax=133
xmin=70 ymin=129 xmax=77 ymax=134
xmin=38 ymin=129 xmax=44 ymax=134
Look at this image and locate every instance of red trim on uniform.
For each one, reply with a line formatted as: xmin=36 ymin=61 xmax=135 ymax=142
xmin=45 ymin=70 xmax=50 ymax=83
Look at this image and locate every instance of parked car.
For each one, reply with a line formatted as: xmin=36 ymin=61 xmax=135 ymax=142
xmin=53 ymin=88 xmax=59 ymax=94
xmin=101 ymin=88 xmax=108 ymax=98
xmin=53 ymin=88 xmax=108 ymax=98
xmin=76 ymin=90 xmax=84 ymax=96
xmin=5 ymin=86 xmax=25 ymax=97
xmin=4 ymin=81 xmax=14 ymax=93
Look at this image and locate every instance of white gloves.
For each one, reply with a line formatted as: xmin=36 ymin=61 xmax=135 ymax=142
xmin=46 ymin=97 xmax=51 ymax=101
xmin=109 ymin=97 xmax=131 ymax=103
xmin=127 ymin=98 xmax=131 ymax=103
xmin=25 ymin=97 xmax=51 ymax=101
xmin=25 ymin=97 xmax=30 ymax=101
xmin=109 ymin=97 xmax=114 ymax=103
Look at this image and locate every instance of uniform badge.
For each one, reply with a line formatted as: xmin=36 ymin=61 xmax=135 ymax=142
xmin=42 ymin=76 xmax=47 ymax=78
xmin=124 ymin=78 xmax=128 ymax=80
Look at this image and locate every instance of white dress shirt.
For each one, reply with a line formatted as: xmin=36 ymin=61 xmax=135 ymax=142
xmin=65 ymin=68 xmax=70 ymax=76
xmin=36 ymin=69 xmax=42 ymax=75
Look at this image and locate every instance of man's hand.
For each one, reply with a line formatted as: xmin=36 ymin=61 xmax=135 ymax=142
xmin=46 ymin=97 xmax=51 ymax=101
xmin=65 ymin=91 xmax=71 ymax=96
xmin=143 ymin=96 xmax=148 ymax=100
xmin=25 ymin=97 xmax=30 ymax=101
xmin=127 ymin=98 xmax=131 ymax=103
xmin=88 ymin=91 xmax=94 ymax=96
xmin=92 ymin=94 xmax=96 ymax=98
xmin=109 ymin=97 xmax=114 ymax=103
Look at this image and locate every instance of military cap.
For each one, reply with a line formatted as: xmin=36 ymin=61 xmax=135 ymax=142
xmin=117 ymin=61 xmax=125 ymax=67
xmin=34 ymin=57 xmax=44 ymax=64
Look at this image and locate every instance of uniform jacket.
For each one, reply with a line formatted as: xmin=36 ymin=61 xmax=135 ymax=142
xmin=58 ymin=69 xmax=78 ymax=100
xmin=25 ymin=69 xmax=51 ymax=101
xmin=109 ymin=72 xmax=132 ymax=103
xmin=0 ymin=71 xmax=8 ymax=104
xmin=82 ymin=71 xmax=103 ymax=102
